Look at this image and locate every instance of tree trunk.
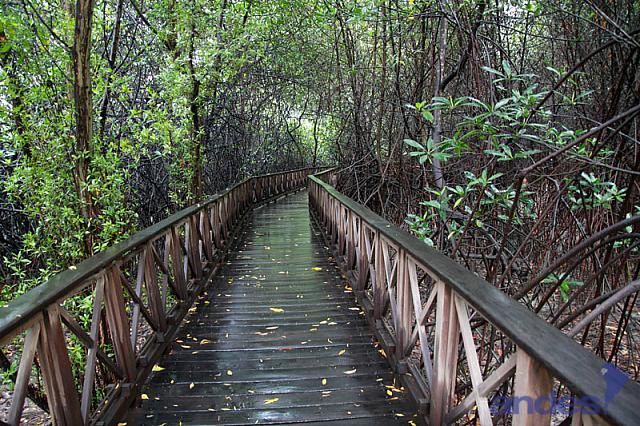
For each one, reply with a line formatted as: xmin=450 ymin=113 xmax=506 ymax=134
xmin=188 ymin=10 xmax=203 ymax=202
xmin=431 ymin=2 xmax=448 ymax=190
xmin=71 ymin=0 xmax=96 ymax=255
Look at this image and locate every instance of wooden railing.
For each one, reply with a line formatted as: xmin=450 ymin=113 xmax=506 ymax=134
xmin=0 ymin=167 xmax=317 ymax=425
xmin=308 ymin=171 xmax=639 ymax=426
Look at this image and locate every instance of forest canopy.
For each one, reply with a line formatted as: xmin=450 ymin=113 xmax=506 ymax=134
xmin=1 ymin=0 xmax=639 ymax=380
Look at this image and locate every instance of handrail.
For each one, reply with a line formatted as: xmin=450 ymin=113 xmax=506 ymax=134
xmin=0 ymin=167 xmax=318 ymax=425
xmin=308 ymin=173 xmax=639 ymax=426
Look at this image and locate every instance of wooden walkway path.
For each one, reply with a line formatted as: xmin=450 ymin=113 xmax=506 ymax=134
xmin=129 ymin=191 xmax=418 ymax=425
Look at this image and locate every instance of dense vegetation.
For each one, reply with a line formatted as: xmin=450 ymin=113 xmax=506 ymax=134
xmin=1 ymin=0 xmax=639 ymax=389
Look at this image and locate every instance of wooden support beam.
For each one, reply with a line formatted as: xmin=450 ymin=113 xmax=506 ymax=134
xmin=104 ymin=266 xmax=137 ymax=382
xmin=80 ymin=276 xmax=106 ymax=422
xmin=430 ymin=281 xmax=459 ymax=425
xmin=513 ymin=347 xmax=553 ymax=426
xmin=37 ymin=306 xmax=83 ymax=425
xmin=7 ymin=322 xmax=41 ymax=425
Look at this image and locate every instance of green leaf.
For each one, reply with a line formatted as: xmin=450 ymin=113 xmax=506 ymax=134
xmin=481 ymin=66 xmax=504 ymax=77
xmin=421 ymin=200 xmax=441 ymax=209
xmin=403 ymin=139 xmax=424 ymax=150
xmin=501 ymin=60 xmax=512 ymax=76
xmin=421 ymin=109 xmax=434 ymax=123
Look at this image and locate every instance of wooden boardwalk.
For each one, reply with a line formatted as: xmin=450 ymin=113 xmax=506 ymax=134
xmin=129 ymin=191 xmax=418 ymax=425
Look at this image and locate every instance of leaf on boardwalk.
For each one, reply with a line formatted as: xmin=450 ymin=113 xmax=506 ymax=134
xmin=263 ymin=398 xmax=279 ymax=405
xmin=200 ymin=339 xmax=211 ymax=344
xmin=141 ymin=394 xmax=149 ymax=400
xmin=152 ymin=364 xmax=165 ymax=372
xmin=344 ymin=369 xmax=357 ymax=374
xmin=190 ymin=383 xmax=195 ymax=389
xmin=338 ymin=350 xmax=346 ymax=356
xmin=266 ymin=326 xmax=279 ymax=330
xmin=311 ymin=267 xmax=323 ymax=271
xmin=227 ymin=370 xmax=233 ymax=376
xmin=270 ymin=307 xmax=284 ymax=313
xmin=322 ymin=378 xmax=327 ymax=385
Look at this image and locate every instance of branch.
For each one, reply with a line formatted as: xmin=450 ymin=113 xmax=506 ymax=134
xmin=567 ymin=280 xmax=640 ymax=338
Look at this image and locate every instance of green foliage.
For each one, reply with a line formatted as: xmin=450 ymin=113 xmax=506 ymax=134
xmin=542 ymin=273 xmax=584 ymax=302
xmin=403 ymin=64 xmax=615 ymax=249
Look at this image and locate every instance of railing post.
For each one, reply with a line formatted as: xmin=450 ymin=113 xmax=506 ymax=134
xmin=395 ymin=249 xmax=411 ymax=358
xmin=251 ymin=177 xmax=257 ymax=203
xmin=430 ymin=281 xmax=460 ymax=425
xmin=373 ymin=232 xmax=384 ymax=320
xmin=170 ymin=226 xmax=188 ymax=298
xmin=143 ymin=244 xmax=167 ymax=331
xmin=347 ymin=211 xmax=356 ymax=270
xmin=81 ymin=277 xmax=106 ymax=422
xmin=357 ymin=220 xmax=369 ymax=292
xmin=211 ymin=203 xmax=223 ymax=250
xmin=513 ymin=347 xmax=553 ymax=426
xmin=37 ymin=306 xmax=83 ymax=425
xmin=7 ymin=321 xmax=41 ymax=425
xmin=104 ymin=266 xmax=137 ymax=381
xmin=188 ymin=216 xmax=203 ymax=279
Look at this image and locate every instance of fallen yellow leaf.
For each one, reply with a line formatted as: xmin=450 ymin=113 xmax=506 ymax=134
xmin=311 ymin=267 xmax=323 ymax=271
xmin=140 ymin=394 xmax=149 ymax=400
xmin=227 ymin=370 xmax=233 ymax=376
xmin=200 ymin=339 xmax=210 ymax=344
xmin=338 ymin=350 xmax=346 ymax=356
xmin=190 ymin=383 xmax=195 ymax=389
xmin=344 ymin=369 xmax=357 ymax=374
xmin=270 ymin=308 xmax=284 ymax=313
xmin=152 ymin=364 xmax=165 ymax=372
xmin=322 ymin=378 xmax=327 ymax=385
xmin=263 ymin=398 xmax=279 ymax=405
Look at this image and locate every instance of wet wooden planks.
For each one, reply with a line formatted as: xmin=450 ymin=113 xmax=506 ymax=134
xmin=129 ymin=191 xmax=419 ymax=425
